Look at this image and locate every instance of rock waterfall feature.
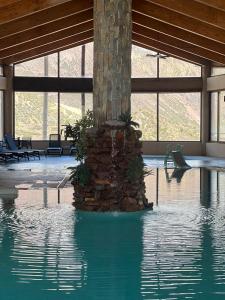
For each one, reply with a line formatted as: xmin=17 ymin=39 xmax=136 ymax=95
xmin=72 ymin=0 xmax=153 ymax=212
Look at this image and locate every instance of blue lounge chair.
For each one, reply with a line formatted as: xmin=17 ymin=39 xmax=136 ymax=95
xmin=0 ymin=140 xmax=20 ymax=162
xmin=46 ymin=134 xmax=63 ymax=156
xmin=4 ymin=134 xmax=41 ymax=160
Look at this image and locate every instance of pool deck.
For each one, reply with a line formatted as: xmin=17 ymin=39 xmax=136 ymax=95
xmin=1 ymin=155 xmax=225 ymax=191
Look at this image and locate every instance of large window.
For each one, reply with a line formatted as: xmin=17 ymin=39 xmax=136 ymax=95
xmin=14 ymin=54 xmax=58 ymax=77
xmin=210 ymin=91 xmax=225 ymax=142
xmin=159 ymin=93 xmax=201 ymax=141
xmin=60 ymin=47 xmax=82 ymax=77
xmin=132 ymin=46 xmax=157 ymax=78
xmin=131 ymin=94 xmax=157 ymax=141
xmin=85 ymin=43 xmax=93 ymax=77
xmin=14 ymin=42 xmax=201 ymax=79
xmin=14 ymin=43 xmax=202 ymax=142
xmin=60 ymin=93 xmax=93 ymax=128
xmin=14 ymin=43 xmax=93 ymax=78
xmin=60 ymin=93 xmax=82 ymax=127
xmin=131 ymin=92 xmax=201 ymax=141
xmin=15 ymin=92 xmax=58 ymax=140
xmin=15 ymin=92 xmax=93 ymax=140
xmin=159 ymin=56 xmax=201 ymax=77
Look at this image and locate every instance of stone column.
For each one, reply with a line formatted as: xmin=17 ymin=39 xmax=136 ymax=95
xmin=93 ymin=0 xmax=132 ymax=127
xmin=3 ymin=65 xmax=14 ymax=136
xmin=73 ymin=0 xmax=152 ymax=212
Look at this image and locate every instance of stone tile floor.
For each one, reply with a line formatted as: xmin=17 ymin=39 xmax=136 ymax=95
xmin=1 ymin=155 xmax=225 ymax=192
xmin=0 ymin=155 xmax=78 ymax=190
xmin=144 ymin=155 xmax=225 ymax=169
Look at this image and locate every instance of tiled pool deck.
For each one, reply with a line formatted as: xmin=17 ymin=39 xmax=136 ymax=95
xmin=1 ymin=155 xmax=225 ymax=191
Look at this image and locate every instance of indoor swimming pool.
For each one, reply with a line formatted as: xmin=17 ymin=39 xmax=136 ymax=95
xmin=0 ymin=165 xmax=225 ymax=299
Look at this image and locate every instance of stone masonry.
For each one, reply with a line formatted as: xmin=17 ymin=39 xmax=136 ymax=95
xmin=93 ymin=0 xmax=132 ymax=126
xmin=73 ymin=122 xmax=153 ymax=212
xmin=72 ymin=0 xmax=153 ymax=212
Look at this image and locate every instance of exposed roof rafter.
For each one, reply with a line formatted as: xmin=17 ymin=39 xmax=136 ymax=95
xmin=133 ymin=33 xmax=209 ymax=66
xmin=133 ymin=23 xmax=225 ymax=65
xmin=147 ymin=0 xmax=225 ymax=29
xmin=3 ymin=30 xmax=93 ymax=65
xmin=0 ymin=21 xmax=93 ymax=60
xmin=13 ymin=38 xmax=93 ymax=65
xmin=0 ymin=0 xmax=72 ymax=25
xmin=133 ymin=0 xmax=225 ymax=45
xmin=0 ymin=0 xmax=223 ymax=66
xmin=0 ymin=1 xmax=19 ymax=8
xmin=133 ymin=12 xmax=225 ymax=58
xmin=194 ymin=0 xmax=225 ymax=11
xmin=0 ymin=0 xmax=93 ymax=39
xmin=0 ymin=9 xmax=93 ymax=52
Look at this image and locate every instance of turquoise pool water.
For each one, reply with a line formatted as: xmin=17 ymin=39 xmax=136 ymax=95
xmin=0 ymin=167 xmax=225 ymax=299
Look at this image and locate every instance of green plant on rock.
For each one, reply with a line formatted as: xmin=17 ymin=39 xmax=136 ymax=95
xmin=61 ymin=123 xmax=74 ymax=141
xmin=126 ymin=156 xmax=152 ymax=183
xmin=63 ymin=110 xmax=94 ymax=160
xmin=119 ymin=112 xmax=140 ymax=128
xmin=67 ymin=111 xmax=94 ymax=185
xmin=69 ymin=163 xmax=91 ymax=187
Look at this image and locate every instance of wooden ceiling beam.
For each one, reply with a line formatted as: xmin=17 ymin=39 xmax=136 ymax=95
xmin=0 ymin=21 xmax=93 ymax=59
xmin=0 ymin=0 xmax=20 ymax=8
xmin=194 ymin=0 xmax=225 ymax=11
xmin=133 ymin=12 xmax=225 ymax=57
xmin=0 ymin=0 xmax=93 ymax=39
xmin=147 ymin=0 xmax=225 ymax=29
xmin=133 ymin=24 xmax=225 ymax=65
xmin=0 ymin=0 xmax=72 ymax=25
xmin=3 ymin=30 xmax=209 ymax=66
xmin=0 ymin=1 xmax=19 ymax=8
xmin=0 ymin=9 xmax=93 ymax=51
xmin=11 ymin=38 xmax=93 ymax=65
xmin=3 ymin=31 xmax=93 ymax=65
xmin=11 ymin=36 xmax=205 ymax=68
xmin=132 ymin=33 xmax=209 ymax=66
xmin=133 ymin=40 xmax=207 ymax=67
xmin=133 ymin=0 xmax=225 ymax=45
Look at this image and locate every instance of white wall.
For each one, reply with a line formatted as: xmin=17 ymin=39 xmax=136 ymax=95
xmin=206 ymin=143 xmax=225 ymax=158
xmin=207 ymin=75 xmax=225 ymax=92
xmin=0 ymin=77 xmax=6 ymax=90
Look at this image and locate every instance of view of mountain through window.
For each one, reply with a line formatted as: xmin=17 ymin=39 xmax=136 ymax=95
xmin=14 ymin=43 xmax=201 ymax=141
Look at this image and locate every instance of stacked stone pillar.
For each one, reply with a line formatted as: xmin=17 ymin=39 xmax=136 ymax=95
xmin=72 ymin=0 xmax=152 ymax=211
xmin=93 ymin=0 xmax=132 ymax=126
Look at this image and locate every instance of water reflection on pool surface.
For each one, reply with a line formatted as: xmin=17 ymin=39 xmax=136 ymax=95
xmin=0 ymin=167 xmax=225 ymax=299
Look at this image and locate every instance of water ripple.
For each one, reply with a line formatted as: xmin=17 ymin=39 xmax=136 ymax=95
xmin=0 ymin=169 xmax=224 ymax=299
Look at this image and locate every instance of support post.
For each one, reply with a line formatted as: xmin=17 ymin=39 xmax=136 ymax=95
xmin=3 ymin=64 xmax=14 ymax=136
xmin=93 ymin=0 xmax=132 ymax=126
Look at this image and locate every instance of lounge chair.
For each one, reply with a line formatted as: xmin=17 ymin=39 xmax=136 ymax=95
xmin=21 ymin=137 xmax=32 ymax=149
xmin=46 ymin=134 xmax=63 ymax=156
xmin=0 ymin=140 xmax=20 ymax=162
xmin=70 ymin=145 xmax=77 ymax=156
xmin=4 ymin=134 xmax=41 ymax=160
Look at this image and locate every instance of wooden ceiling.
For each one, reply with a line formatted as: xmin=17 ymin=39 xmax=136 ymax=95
xmin=0 ymin=0 xmax=224 ymax=66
